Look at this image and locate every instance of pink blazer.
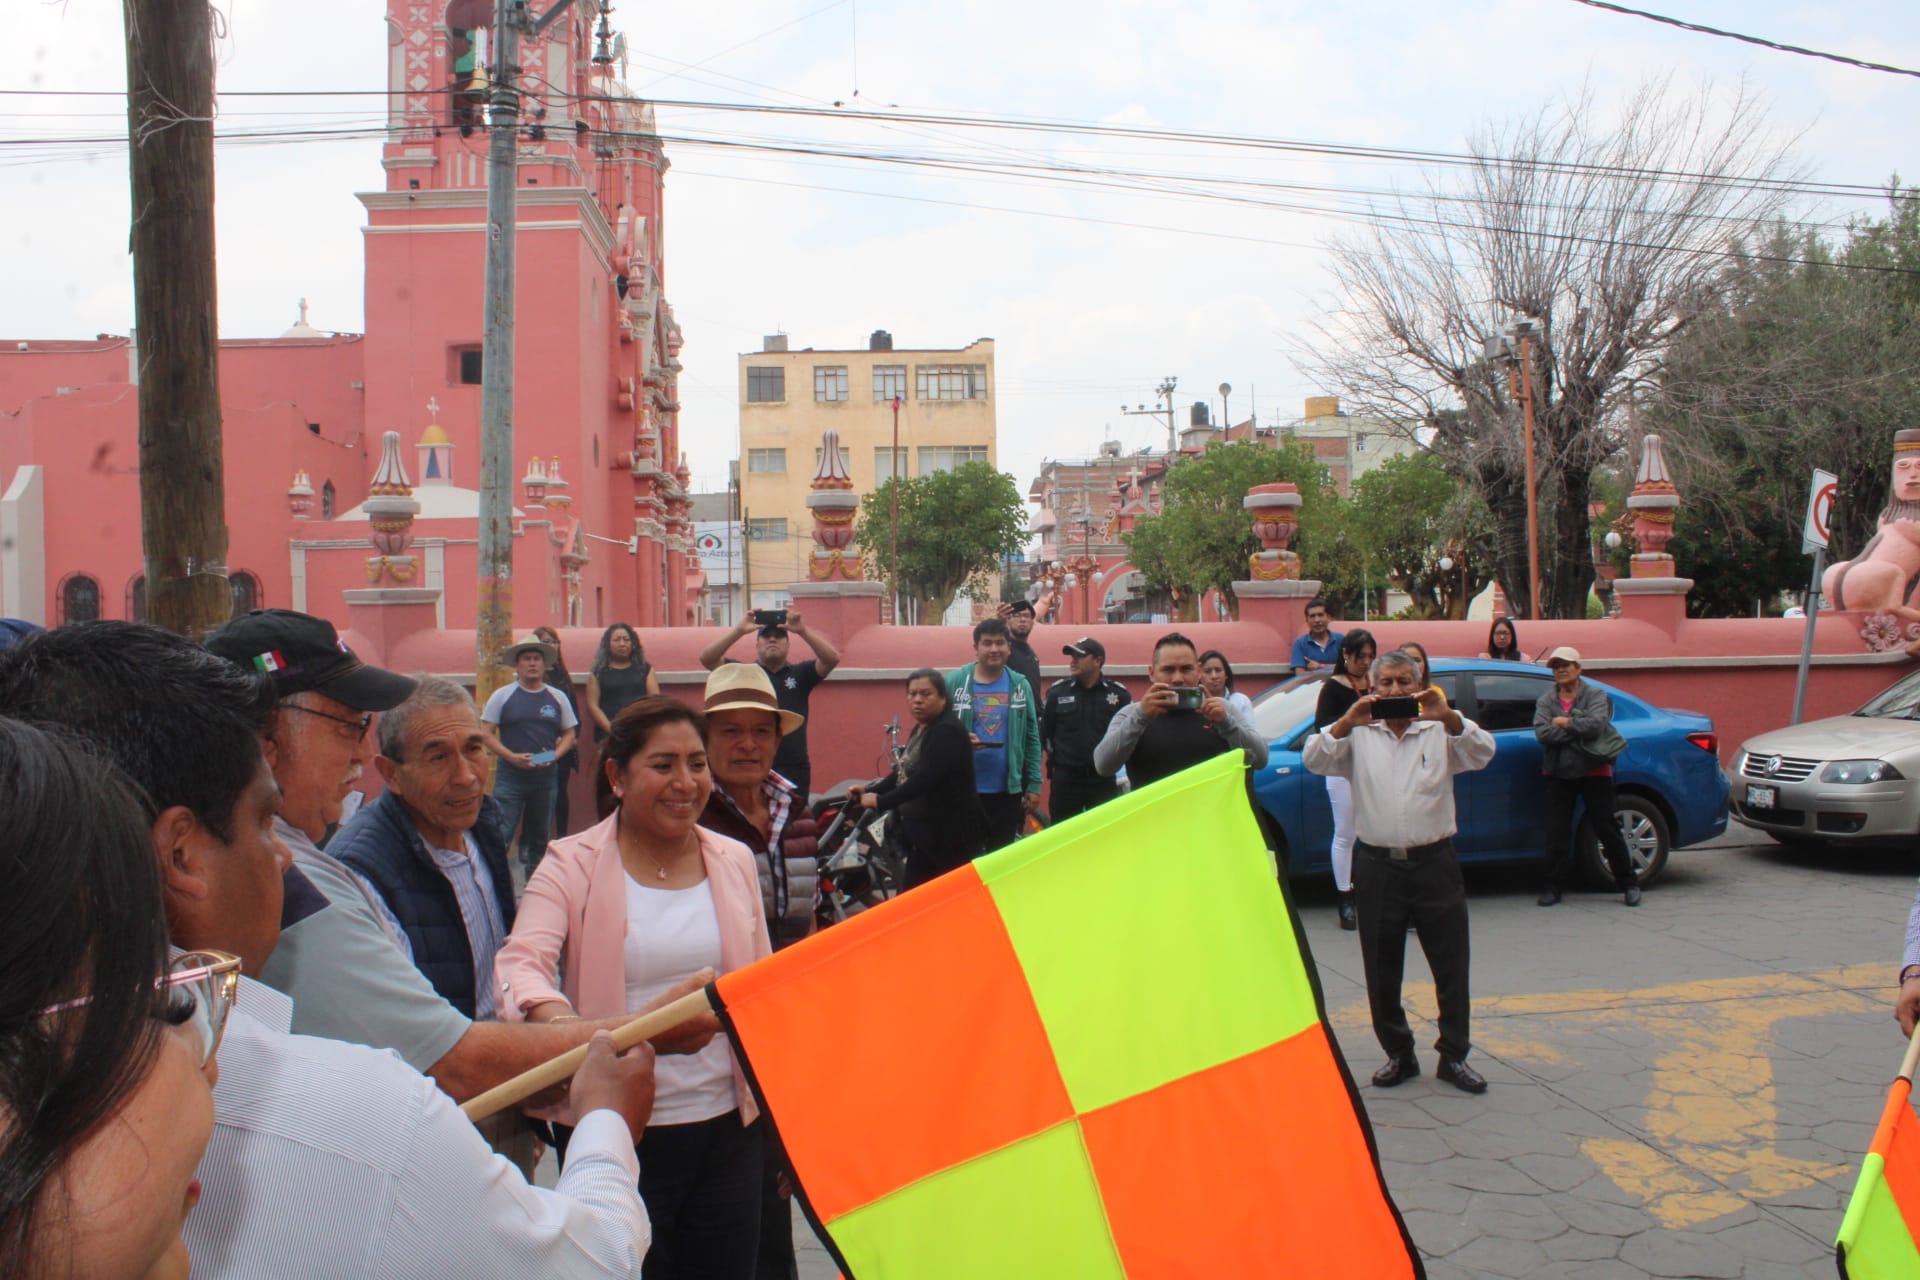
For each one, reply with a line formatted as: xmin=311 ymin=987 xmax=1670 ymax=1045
xmin=495 ymin=813 xmax=771 ymax=1126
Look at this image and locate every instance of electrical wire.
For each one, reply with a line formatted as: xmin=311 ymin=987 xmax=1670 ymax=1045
xmin=1566 ymin=0 xmax=1920 ymax=80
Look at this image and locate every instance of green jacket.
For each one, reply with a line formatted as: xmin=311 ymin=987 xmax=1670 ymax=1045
xmin=945 ymin=663 xmax=1044 ymax=796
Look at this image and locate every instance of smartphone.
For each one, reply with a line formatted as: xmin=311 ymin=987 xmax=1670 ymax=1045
xmin=1172 ymin=686 xmax=1206 ymax=711
xmin=1370 ymin=696 xmax=1422 ymax=720
xmin=753 ymin=608 xmax=788 ymax=628
xmin=527 ymin=749 xmax=557 ymax=765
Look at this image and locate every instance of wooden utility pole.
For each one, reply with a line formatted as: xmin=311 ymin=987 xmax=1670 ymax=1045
xmin=124 ymin=0 xmax=231 ymax=638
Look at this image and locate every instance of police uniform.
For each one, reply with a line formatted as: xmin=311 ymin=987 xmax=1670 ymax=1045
xmin=1041 ymin=656 xmax=1131 ymax=821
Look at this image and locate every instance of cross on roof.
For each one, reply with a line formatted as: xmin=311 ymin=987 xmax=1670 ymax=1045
xmin=426 ymin=396 xmax=441 ymax=418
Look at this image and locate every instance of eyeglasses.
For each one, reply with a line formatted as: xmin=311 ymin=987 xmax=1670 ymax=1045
xmin=282 ymin=703 xmax=374 ymax=738
xmin=38 ymin=950 xmax=241 ymax=1069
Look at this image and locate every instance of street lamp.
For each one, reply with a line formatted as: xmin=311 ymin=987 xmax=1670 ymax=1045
xmin=1485 ymin=320 xmax=1543 ymax=620
xmin=1218 ymin=382 xmax=1232 ymax=433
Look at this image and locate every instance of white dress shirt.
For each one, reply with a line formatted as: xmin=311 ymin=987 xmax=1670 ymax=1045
xmin=185 ymin=976 xmax=650 ymax=1279
xmin=1302 ymin=717 xmax=1495 ymax=849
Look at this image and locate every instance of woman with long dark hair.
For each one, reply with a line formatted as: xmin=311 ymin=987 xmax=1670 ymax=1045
xmin=1313 ymin=628 xmax=1377 ymax=931
xmin=587 ymin=623 xmax=660 ymax=820
xmin=850 ymin=668 xmax=989 ymax=889
xmin=498 ymin=696 xmax=770 ymax=1280
xmin=1483 ymin=616 xmax=1526 ymax=661
xmin=1 ymin=718 xmax=225 ymax=1279
xmin=533 ymin=625 xmax=581 ymax=836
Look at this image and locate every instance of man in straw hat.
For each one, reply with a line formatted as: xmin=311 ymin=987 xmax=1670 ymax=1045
xmin=482 ymin=633 xmax=579 ymax=877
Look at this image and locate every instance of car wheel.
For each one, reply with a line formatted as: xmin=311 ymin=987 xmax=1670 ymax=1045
xmin=1581 ymin=793 xmax=1670 ymax=888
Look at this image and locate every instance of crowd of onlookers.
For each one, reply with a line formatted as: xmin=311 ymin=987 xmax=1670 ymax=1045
xmin=3 ymin=597 xmax=1603 ymax=1280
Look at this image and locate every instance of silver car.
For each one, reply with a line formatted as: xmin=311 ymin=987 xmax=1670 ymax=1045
xmin=1732 ymin=669 xmax=1920 ymax=846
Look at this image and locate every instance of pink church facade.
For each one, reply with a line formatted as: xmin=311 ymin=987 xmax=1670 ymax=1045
xmin=0 ymin=0 xmax=701 ymax=633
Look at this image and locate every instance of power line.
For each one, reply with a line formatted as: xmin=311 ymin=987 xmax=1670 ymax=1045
xmin=1566 ymin=0 xmax=1920 ymax=79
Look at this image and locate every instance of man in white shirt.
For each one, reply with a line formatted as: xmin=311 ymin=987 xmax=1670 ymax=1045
xmin=1303 ymin=648 xmax=1496 ymax=1095
xmin=0 ymin=620 xmax=659 ymax=1277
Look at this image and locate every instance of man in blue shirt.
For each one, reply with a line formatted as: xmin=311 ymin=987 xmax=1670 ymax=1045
xmin=947 ymin=617 xmax=1043 ymax=853
xmin=482 ymin=635 xmax=578 ymax=876
xmin=1289 ymin=597 xmax=1344 ymax=671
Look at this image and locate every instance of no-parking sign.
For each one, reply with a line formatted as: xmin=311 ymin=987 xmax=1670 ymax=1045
xmin=1804 ymin=469 xmax=1838 ymax=553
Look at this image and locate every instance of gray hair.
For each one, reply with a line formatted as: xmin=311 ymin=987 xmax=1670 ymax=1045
xmin=1369 ymin=649 xmax=1421 ymax=685
xmin=377 ymin=675 xmax=479 ymax=760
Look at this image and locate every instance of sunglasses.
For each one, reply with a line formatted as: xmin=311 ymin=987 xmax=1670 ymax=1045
xmin=39 ymin=949 xmax=241 ymax=1069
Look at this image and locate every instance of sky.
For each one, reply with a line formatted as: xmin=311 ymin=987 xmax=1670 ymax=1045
xmin=7 ymin=1 xmax=1917 ymax=496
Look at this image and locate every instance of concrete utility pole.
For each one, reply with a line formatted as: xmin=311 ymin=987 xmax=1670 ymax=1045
xmin=124 ymin=0 xmax=231 ymax=638
xmin=1121 ymin=377 xmax=1179 ymax=456
xmin=475 ymin=0 xmax=522 ymax=701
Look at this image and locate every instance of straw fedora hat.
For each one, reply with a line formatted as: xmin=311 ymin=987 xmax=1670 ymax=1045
xmin=703 ymin=663 xmax=804 ymax=735
xmin=502 ymin=634 xmax=558 ymax=667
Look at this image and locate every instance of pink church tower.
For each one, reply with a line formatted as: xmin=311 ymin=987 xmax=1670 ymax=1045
xmin=359 ymin=0 xmax=687 ymax=627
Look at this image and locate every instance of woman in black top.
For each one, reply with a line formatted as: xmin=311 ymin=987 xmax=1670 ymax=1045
xmin=1313 ymin=628 xmax=1376 ymax=931
xmin=534 ymin=625 xmax=580 ymax=836
xmin=586 ymin=622 xmax=659 ymax=740
xmin=850 ymin=668 xmax=988 ymax=890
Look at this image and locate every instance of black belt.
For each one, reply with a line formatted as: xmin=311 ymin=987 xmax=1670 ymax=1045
xmin=1355 ymin=836 xmax=1453 ymax=862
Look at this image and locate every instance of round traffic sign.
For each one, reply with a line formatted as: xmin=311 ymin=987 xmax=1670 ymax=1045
xmin=1811 ymin=482 xmax=1836 ymax=543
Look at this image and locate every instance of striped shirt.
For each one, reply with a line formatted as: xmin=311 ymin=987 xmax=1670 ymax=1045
xmin=186 ymin=976 xmax=650 ymax=1278
xmin=356 ymin=830 xmax=509 ymax=1020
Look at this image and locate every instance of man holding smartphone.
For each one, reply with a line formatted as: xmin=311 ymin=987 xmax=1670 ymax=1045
xmin=1093 ymin=632 xmax=1267 ymax=791
xmin=699 ymin=608 xmax=841 ymax=801
xmin=1303 ymin=649 xmax=1495 ymax=1095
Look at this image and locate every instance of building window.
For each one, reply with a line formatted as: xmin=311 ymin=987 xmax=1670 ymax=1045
xmin=915 ymin=364 xmax=988 ymax=401
xmin=58 ymin=574 xmax=100 ymax=624
xmin=813 ymin=366 xmax=849 ymax=402
xmin=452 ymin=345 xmax=483 ymax=385
xmin=746 ymin=366 xmax=785 ymax=403
xmin=813 ymin=445 xmax=851 ymax=473
xmin=230 ymin=570 xmax=260 ymax=615
xmin=873 ymin=365 xmax=907 ymax=402
xmin=746 ymin=448 xmax=787 ymax=473
xmin=321 ymin=480 xmax=336 ymax=519
xmin=128 ymin=574 xmax=147 ymax=623
xmin=874 ymin=446 xmax=907 ymax=484
xmin=747 ymin=518 xmax=789 ymax=542
xmin=918 ymin=445 xmax=990 ymax=475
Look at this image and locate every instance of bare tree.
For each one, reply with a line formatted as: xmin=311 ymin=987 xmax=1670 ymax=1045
xmin=1294 ymin=78 xmax=1801 ymax=618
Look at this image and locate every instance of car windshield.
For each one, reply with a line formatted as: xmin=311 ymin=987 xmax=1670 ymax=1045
xmin=1854 ymin=669 xmax=1920 ymax=720
xmin=1250 ymin=673 xmax=1329 ymax=741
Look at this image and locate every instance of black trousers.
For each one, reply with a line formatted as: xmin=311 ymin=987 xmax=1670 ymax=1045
xmin=553 ymin=749 xmax=576 ymax=836
xmin=555 ymin=1111 xmax=766 ymax=1280
xmin=1048 ymin=774 xmax=1119 ymax=822
xmin=1353 ymin=840 xmax=1472 ymax=1064
xmin=980 ymin=792 xmax=1027 ymax=853
xmin=1544 ymin=774 xmax=1635 ymax=892
xmin=756 ymin=1128 xmax=798 ymax=1280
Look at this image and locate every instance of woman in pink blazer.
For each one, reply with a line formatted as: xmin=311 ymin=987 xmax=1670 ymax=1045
xmin=497 ymin=696 xmax=772 ymax=1280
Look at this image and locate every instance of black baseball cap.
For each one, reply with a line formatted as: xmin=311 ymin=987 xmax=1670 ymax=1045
xmin=1062 ymin=636 xmax=1106 ymax=661
xmin=206 ymin=609 xmax=418 ymax=711
xmin=1006 ymin=599 xmax=1036 ymax=616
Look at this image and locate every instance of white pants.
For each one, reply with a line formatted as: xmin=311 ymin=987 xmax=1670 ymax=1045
xmin=1326 ymin=775 xmax=1356 ymax=892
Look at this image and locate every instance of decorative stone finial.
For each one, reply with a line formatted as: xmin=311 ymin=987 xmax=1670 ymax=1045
xmin=288 ymin=469 xmax=314 ymax=519
xmin=523 ymin=456 xmax=549 ymax=506
xmin=805 ymin=430 xmax=862 ymax=581
xmin=544 ymin=457 xmax=571 ymax=508
xmin=1626 ymin=434 xmax=1680 ymax=578
xmin=364 ymin=431 xmax=420 ymax=583
xmin=1244 ymin=482 xmax=1305 ymax=580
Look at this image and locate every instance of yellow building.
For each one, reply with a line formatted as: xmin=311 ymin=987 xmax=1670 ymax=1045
xmin=737 ymin=331 xmax=998 ymax=611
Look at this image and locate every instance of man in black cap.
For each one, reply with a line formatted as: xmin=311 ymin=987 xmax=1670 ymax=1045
xmin=998 ymin=598 xmax=1044 ymax=696
xmin=699 ymin=608 xmax=841 ymax=801
xmin=1040 ymin=636 xmax=1131 ymax=821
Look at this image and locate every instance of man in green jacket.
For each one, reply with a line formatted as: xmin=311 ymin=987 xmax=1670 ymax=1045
xmin=947 ymin=616 xmax=1044 ymax=852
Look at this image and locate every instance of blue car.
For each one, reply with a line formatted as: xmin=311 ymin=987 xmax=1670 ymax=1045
xmin=1248 ymin=660 xmax=1729 ymax=885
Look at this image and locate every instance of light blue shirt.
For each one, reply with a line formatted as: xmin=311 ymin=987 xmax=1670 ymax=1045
xmin=355 ymin=829 xmax=509 ymax=1020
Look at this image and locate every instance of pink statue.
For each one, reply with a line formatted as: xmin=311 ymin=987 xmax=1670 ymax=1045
xmin=1825 ymin=430 xmax=1920 ymax=612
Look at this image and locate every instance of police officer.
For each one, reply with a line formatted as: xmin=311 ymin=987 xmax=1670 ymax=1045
xmin=1041 ymin=637 xmax=1131 ymax=821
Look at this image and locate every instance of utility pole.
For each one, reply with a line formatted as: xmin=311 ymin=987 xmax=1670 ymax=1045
xmin=1516 ymin=326 xmax=1543 ymax=621
xmin=124 ymin=0 xmax=230 ymax=639
xmin=475 ymin=0 xmax=522 ymax=702
xmin=1120 ymin=376 xmax=1179 ymax=457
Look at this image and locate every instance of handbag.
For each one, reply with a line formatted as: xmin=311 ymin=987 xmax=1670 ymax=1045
xmin=1581 ymin=723 xmax=1628 ymax=764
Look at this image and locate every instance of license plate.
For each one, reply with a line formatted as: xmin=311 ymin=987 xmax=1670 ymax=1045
xmin=1745 ymin=784 xmax=1777 ymax=810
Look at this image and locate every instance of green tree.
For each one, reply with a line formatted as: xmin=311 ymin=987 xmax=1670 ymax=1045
xmin=1122 ymin=441 xmax=1332 ymax=619
xmin=1346 ymin=453 xmax=1498 ymax=619
xmin=856 ymin=462 xmax=1028 ymax=623
xmin=1653 ymin=186 xmax=1920 ymax=616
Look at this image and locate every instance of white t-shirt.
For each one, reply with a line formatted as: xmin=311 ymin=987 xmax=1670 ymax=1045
xmin=622 ymin=876 xmax=737 ymax=1125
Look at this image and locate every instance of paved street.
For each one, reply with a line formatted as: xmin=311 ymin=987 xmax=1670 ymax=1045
xmin=776 ymin=827 xmax=1919 ymax=1277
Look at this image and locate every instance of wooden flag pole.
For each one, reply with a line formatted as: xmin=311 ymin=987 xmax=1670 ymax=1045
xmin=1900 ymin=1029 xmax=1920 ymax=1086
xmin=461 ymin=988 xmax=717 ymax=1122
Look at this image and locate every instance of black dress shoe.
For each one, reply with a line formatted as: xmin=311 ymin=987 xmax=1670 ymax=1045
xmin=1536 ymin=889 xmax=1562 ymax=906
xmin=1623 ymin=884 xmax=1643 ymax=907
xmin=1371 ymin=1056 xmax=1420 ymax=1087
xmin=1337 ymin=892 xmax=1358 ymax=931
xmin=1436 ymin=1058 xmax=1488 ymax=1094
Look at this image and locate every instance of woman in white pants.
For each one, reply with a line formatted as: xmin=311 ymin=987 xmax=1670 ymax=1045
xmin=1312 ymin=629 xmax=1376 ymax=931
